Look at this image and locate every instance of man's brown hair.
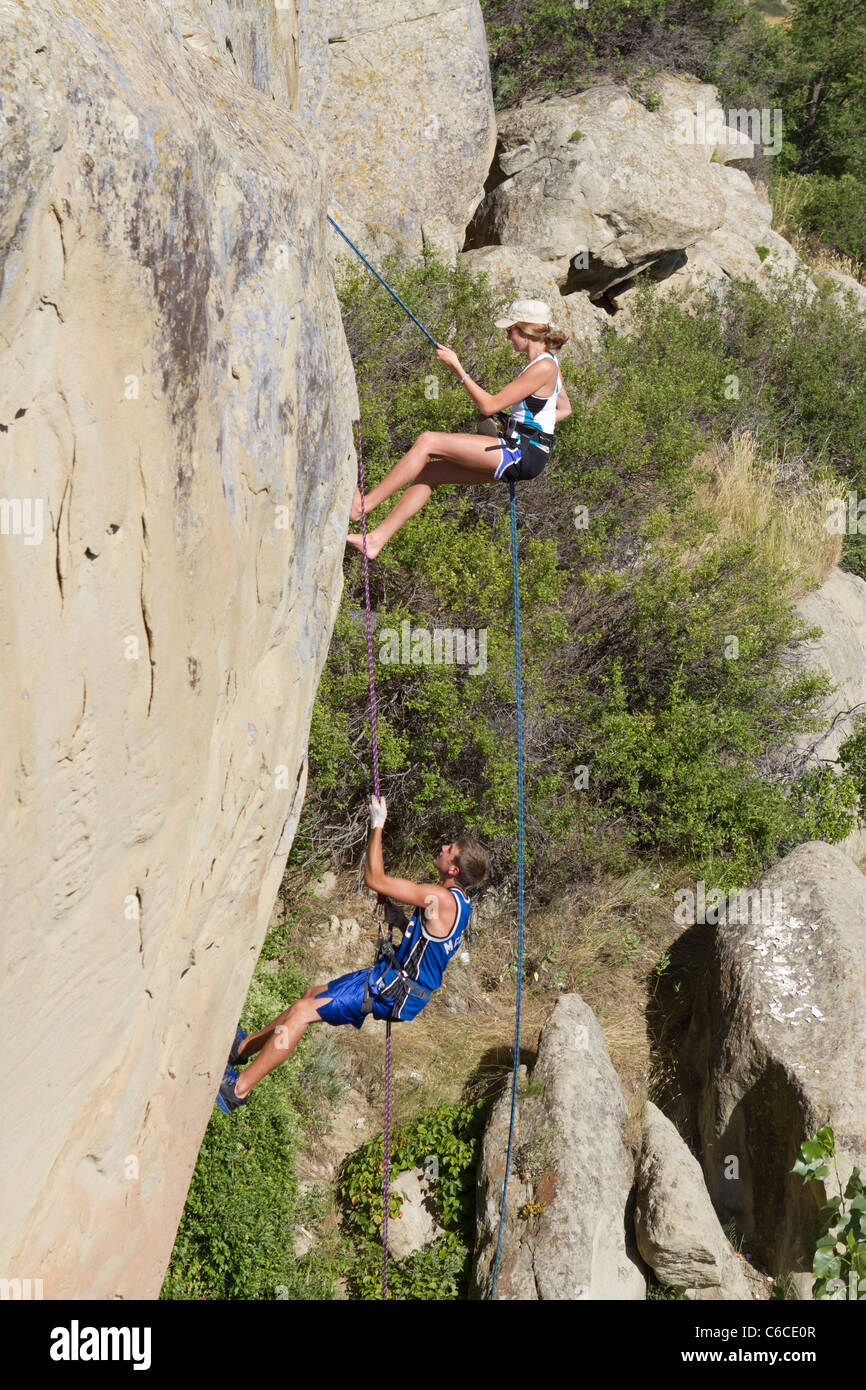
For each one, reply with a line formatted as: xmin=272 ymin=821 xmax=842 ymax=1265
xmin=453 ymin=837 xmax=491 ymax=892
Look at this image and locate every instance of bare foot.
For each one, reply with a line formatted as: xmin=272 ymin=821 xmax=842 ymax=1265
xmin=346 ymin=531 xmax=382 ymax=559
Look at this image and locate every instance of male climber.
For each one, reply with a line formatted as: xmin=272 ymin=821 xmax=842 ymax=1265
xmin=216 ymin=796 xmax=490 ymax=1113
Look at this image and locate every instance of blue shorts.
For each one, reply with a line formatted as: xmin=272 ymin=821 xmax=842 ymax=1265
xmin=315 ymin=969 xmax=393 ymax=1029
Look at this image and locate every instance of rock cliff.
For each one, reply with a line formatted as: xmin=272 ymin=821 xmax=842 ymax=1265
xmin=0 ymin=0 xmax=356 ymax=1297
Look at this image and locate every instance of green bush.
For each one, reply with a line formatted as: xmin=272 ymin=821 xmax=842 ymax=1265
xmin=480 ymin=0 xmax=785 ymax=112
xmin=339 ymin=1098 xmax=490 ymax=1300
xmin=798 ymin=174 xmax=866 ymax=278
xmin=793 ymin=1126 xmax=866 ymax=1300
xmin=305 ymin=253 xmax=864 ymax=897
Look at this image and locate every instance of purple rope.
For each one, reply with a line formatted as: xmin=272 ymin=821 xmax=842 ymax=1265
xmin=356 ymin=420 xmax=380 ymax=801
xmin=354 ymin=419 xmax=391 ymax=1301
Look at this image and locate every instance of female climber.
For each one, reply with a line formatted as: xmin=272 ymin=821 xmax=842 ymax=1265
xmin=345 ymin=299 xmax=572 ymax=559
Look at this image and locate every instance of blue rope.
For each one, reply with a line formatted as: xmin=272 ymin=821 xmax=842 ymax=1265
xmin=326 ymin=215 xmax=439 ymax=347
xmin=489 ymin=481 xmax=526 ymax=1300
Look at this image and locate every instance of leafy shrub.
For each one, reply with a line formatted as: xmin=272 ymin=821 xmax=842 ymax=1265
xmin=339 ymin=1098 xmax=490 ymax=1299
xmin=797 ymin=174 xmax=866 ymax=279
xmin=481 ymin=0 xmax=785 ymax=112
xmin=793 ymin=1125 xmax=866 ymax=1299
xmin=306 ymin=252 xmax=865 ymax=897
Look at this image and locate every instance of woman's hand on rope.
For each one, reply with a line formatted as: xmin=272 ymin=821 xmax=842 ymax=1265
xmin=435 ymin=343 xmax=463 ymax=378
xmin=369 ymin=794 xmax=388 ymax=830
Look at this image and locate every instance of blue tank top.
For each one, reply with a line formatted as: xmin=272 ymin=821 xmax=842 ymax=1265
xmin=370 ymin=887 xmax=472 ymax=1022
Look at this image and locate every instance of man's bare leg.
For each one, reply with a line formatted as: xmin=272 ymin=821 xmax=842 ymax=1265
xmin=234 ymin=985 xmax=331 ymax=1099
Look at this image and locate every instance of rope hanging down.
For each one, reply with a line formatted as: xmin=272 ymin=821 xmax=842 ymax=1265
xmin=489 ymin=481 xmax=526 ymax=1300
xmin=355 ymin=418 xmax=393 ymax=1302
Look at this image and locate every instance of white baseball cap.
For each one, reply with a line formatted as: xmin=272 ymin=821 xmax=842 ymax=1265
xmin=494 ymin=298 xmax=552 ymax=328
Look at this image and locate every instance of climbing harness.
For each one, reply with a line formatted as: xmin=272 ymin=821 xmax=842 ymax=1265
xmin=489 ymin=482 xmax=526 ymax=1301
xmin=355 ymin=417 xmax=394 ymax=1301
xmin=484 ymin=412 xmax=556 ymax=484
xmin=361 ymin=933 xmax=432 ymax=1021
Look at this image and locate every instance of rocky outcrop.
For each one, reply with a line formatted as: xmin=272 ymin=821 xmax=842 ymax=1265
xmin=300 ymin=0 xmax=497 ymax=261
xmin=636 ymin=1103 xmax=753 ymax=1299
xmin=472 ymin=995 xmax=645 ymax=1299
xmin=0 ymin=0 xmax=355 ymax=1298
xmin=467 ymin=78 xmax=809 ymax=316
xmin=792 ymin=567 xmax=866 ymax=866
xmin=466 ymin=88 xmax=728 ymax=296
xmin=682 ymin=841 xmax=866 ymax=1298
xmin=460 ymin=245 xmax=607 ymax=353
xmin=165 ymin=0 xmax=298 ymax=104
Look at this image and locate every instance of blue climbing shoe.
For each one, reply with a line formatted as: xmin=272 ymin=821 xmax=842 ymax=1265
xmin=216 ymin=1065 xmax=247 ymax=1115
xmin=228 ymin=1027 xmax=248 ymax=1068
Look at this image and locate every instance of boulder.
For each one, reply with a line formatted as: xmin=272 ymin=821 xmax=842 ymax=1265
xmin=300 ymin=0 xmax=496 ymax=261
xmin=472 ymin=994 xmax=645 ymax=1299
xmin=641 ymin=164 xmax=807 ymax=304
xmin=682 ymin=841 xmax=866 ymax=1297
xmin=655 ymin=74 xmax=755 ymax=164
xmin=793 ymin=567 xmax=866 ymax=866
xmin=388 ymin=1167 xmax=444 ymax=1260
xmin=467 ymin=88 xmax=727 ymax=296
xmin=310 ymin=869 xmax=339 ymax=900
xmin=460 ymin=246 xmax=606 ymax=354
xmin=0 ymin=0 xmax=355 ymax=1297
xmin=636 ymin=1103 xmax=753 ymax=1298
xmin=819 ymin=267 xmax=866 ymax=315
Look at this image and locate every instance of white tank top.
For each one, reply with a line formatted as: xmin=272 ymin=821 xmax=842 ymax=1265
xmin=509 ymin=351 xmax=561 ymax=435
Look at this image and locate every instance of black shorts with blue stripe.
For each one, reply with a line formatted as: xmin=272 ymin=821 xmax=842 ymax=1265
xmin=493 ymin=435 xmax=550 ymax=483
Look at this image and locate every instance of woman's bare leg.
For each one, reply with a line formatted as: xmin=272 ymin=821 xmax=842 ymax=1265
xmin=349 ymin=431 xmax=501 ymax=522
xmin=347 ymin=454 xmax=500 ymax=557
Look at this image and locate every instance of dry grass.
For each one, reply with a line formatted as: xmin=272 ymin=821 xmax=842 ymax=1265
xmin=680 ymin=432 xmax=843 ymax=598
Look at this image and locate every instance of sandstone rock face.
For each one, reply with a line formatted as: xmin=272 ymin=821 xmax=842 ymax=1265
xmin=0 ymin=0 xmax=356 ymax=1298
xmin=472 ymin=995 xmax=645 ymax=1299
xmin=793 ymin=568 xmax=866 ymax=867
xmin=636 ymin=1103 xmax=752 ymax=1299
xmin=299 ymin=0 xmax=497 ymax=261
xmin=655 ymin=74 xmax=756 ymax=165
xmin=460 ymin=245 xmax=607 ymax=354
xmin=162 ymin=0 xmax=299 ymax=104
xmin=467 ymin=89 xmax=727 ymax=296
xmin=682 ymin=842 xmax=866 ymax=1297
